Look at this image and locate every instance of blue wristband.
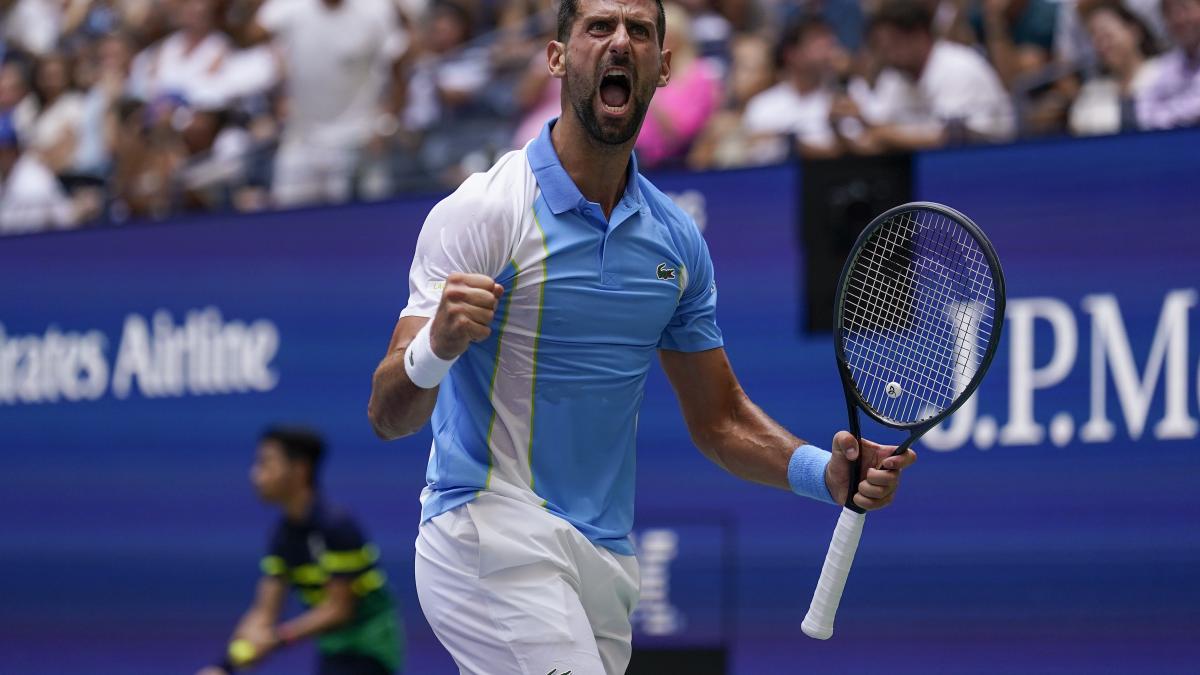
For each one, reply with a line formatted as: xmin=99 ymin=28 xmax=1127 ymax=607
xmin=788 ymin=444 xmax=837 ymax=505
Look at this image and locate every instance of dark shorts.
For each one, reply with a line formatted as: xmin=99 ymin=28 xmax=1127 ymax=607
xmin=317 ymin=651 xmax=394 ymax=675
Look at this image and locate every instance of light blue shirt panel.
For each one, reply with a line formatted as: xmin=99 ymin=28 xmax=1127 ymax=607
xmin=522 ymin=121 xmax=724 ymax=554
xmin=642 ymin=179 xmax=723 ymax=353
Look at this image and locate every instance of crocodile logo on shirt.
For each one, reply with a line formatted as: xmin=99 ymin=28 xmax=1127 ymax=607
xmin=656 ymin=263 xmax=676 ymax=280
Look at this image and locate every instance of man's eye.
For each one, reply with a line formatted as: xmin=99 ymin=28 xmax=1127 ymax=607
xmin=630 ymin=24 xmax=649 ymax=37
xmin=589 ymin=21 xmax=610 ymax=32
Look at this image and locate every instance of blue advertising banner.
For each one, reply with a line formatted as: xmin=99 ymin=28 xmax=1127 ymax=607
xmin=1 ymin=129 xmax=1198 ymax=674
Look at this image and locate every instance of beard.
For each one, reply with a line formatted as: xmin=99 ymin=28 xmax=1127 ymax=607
xmin=565 ymin=58 xmax=655 ymax=146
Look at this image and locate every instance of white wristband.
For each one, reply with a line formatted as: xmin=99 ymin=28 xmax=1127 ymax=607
xmin=404 ymin=321 xmax=458 ymax=389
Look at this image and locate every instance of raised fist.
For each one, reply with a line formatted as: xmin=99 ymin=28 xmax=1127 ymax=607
xmin=429 ymin=273 xmax=505 ymax=360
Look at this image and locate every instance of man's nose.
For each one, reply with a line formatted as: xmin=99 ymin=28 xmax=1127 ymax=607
xmin=609 ymin=23 xmax=631 ymax=57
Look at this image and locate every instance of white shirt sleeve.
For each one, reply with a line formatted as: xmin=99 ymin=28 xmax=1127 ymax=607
xmin=924 ymin=43 xmax=1015 ymax=140
xmin=126 ymin=47 xmax=155 ymax=101
xmin=0 ymin=155 xmax=75 ymax=234
xmin=400 ymin=181 xmax=517 ymax=318
xmin=1136 ymin=51 xmax=1200 ymax=130
xmin=4 ymin=0 xmax=60 ymax=55
xmin=740 ymin=91 xmax=776 ymax=134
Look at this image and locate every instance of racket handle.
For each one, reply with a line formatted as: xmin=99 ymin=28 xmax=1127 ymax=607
xmin=802 ymin=506 xmax=867 ymax=640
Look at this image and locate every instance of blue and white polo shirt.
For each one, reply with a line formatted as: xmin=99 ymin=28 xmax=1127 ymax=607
xmin=401 ymin=119 xmax=722 ymax=555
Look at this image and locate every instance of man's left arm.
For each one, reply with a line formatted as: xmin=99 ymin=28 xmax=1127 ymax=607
xmin=659 ymin=347 xmax=916 ymax=510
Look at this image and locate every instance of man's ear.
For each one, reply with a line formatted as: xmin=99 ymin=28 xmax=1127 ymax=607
xmin=657 ymin=48 xmax=672 ymax=87
xmin=548 ymin=40 xmax=567 ymax=78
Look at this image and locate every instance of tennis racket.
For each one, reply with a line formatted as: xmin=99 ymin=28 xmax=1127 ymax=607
xmin=801 ymin=201 xmax=1006 ymax=640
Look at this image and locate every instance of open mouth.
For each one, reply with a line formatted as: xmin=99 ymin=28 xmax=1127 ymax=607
xmin=599 ymin=69 xmax=632 ymax=113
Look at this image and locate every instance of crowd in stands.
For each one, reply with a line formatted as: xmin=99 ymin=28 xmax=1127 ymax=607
xmin=0 ymin=0 xmax=1198 ymax=233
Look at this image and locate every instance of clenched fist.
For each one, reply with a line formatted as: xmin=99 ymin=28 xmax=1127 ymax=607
xmin=429 ymin=273 xmax=504 ymax=360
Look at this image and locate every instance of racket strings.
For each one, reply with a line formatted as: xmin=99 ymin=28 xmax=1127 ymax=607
xmin=852 ymin=212 xmax=995 ymax=420
xmin=845 ymin=253 xmax=958 ymax=414
xmin=841 ymin=209 xmax=997 ymax=425
xmin=847 ymin=212 xmax=993 ymax=419
xmin=845 ymin=219 xmax=965 ymax=411
xmin=849 ymin=215 xmax=993 ymax=389
xmin=845 ymin=253 xmax=965 ymax=418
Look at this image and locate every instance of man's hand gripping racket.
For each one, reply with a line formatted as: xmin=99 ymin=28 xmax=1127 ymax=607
xmin=801 ymin=202 xmax=1006 ymax=640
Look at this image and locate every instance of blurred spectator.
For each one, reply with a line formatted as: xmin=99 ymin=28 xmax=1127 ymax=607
xmin=494 ymin=0 xmax=554 ymax=68
xmin=128 ymin=0 xmax=231 ymax=108
xmin=62 ymin=0 xmax=123 ymax=42
xmin=0 ymin=0 xmax=1192 ymax=232
xmin=26 ymin=52 xmax=86 ymax=177
xmin=59 ymin=0 xmax=165 ymax=47
xmin=1136 ymin=0 xmax=1200 ymax=129
xmin=511 ymin=50 xmax=561 ymax=148
xmin=740 ymin=16 xmax=844 ymax=162
xmin=112 ymin=95 xmax=188 ymax=218
xmin=405 ymin=0 xmax=497 ymax=185
xmin=779 ymin=0 xmax=866 ymax=53
xmin=844 ymin=0 xmax=1014 ymax=151
xmin=250 ymin=0 xmax=408 ymax=206
xmin=56 ymin=32 xmax=133 ymax=221
xmin=970 ymin=0 xmax=1058 ymax=88
xmin=1070 ymin=0 xmax=1161 ymax=135
xmin=0 ymin=59 xmax=37 ymax=136
xmin=1055 ymin=0 xmax=1167 ymax=69
xmin=404 ymin=0 xmax=488 ymax=132
xmin=636 ymin=3 xmax=721 ymax=168
xmin=2 ymin=0 xmax=62 ymax=56
xmin=504 ymin=0 xmax=573 ymax=150
xmin=687 ymin=33 xmax=774 ymax=168
xmin=497 ymin=0 xmax=555 ymax=37
xmin=174 ymin=107 xmax=259 ymax=207
xmin=714 ymin=0 xmax=764 ymax=33
xmin=73 ymin=32 xmax=133 ymax=181
xmin=0 ymin=113 xmax=76 ymax=233
xmin=678 ymin=0 xmax=734 ymax=63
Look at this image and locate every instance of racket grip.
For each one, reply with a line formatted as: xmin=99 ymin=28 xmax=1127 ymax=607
xmin=802 ymin=506 xmax=867 ymax=640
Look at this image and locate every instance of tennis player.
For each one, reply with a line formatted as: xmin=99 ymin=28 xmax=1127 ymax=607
xmin=367 ymin=0 xmax=917 ymax=672
xmin=197 ymin=427 xmax=403 ymax=675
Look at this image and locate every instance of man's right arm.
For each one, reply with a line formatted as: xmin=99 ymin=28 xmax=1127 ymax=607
xmin=368 ymin=273 xmax=503 ymax=440
xmin=367 ymin=316 xmax=437 ymax=440
xmin=232 ymin=575 xmax=286 ymax=648
xmin=195 ymin=575 xmax=286 ymax=674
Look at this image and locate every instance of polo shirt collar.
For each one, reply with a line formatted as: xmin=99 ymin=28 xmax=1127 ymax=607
xmin=527 ymin=118 xmax=646 ymax=216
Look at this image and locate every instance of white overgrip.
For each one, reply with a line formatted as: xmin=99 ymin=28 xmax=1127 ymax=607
xmin=801 ymin=506 xmax=867 ymax=640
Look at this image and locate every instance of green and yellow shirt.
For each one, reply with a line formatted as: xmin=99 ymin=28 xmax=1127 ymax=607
xmin=260 ymin=499 xmax=402 ymax=672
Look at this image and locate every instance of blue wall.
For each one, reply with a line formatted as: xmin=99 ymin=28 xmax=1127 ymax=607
xmin=2 ymin=129 xmax=1198 ymax=674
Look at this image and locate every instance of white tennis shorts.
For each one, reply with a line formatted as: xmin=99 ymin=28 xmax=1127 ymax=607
xmin=415 ymin=492 xmax=640 ymax=675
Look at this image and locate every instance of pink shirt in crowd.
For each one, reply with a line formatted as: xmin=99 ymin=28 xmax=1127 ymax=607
xmin=635 ymin=58 xmax=719 ymax=167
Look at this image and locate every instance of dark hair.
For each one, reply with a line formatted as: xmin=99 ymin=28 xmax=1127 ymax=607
xmin=261 ymin=425 xmax=325 ymax=486
xmin=431 ymin=0 xmax=475 ymax=41
xmin=557 ymin=0 xmax=667 ymax=47
xmin=775 ymin=15 xmax=833 ymax=69
xmin=868 ymin=0 xmax=933 ymax=35
xmin=1079 ymin=0 xmax=1161 ymax=57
